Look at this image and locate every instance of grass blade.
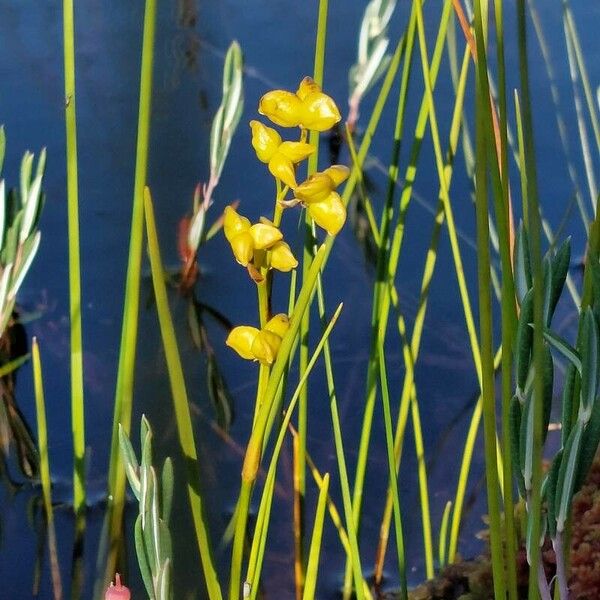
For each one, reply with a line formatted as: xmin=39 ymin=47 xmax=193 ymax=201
xmin=144 ymin=188 xmax=222 ymax=600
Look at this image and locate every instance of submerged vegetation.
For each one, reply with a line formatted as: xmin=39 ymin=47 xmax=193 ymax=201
xmin=1 ymin=0 xmax=600 ymax=599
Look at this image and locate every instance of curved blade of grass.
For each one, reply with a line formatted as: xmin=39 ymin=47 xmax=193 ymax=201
xmin=377 ymin=339 xmax=407 ymax=599
xmin=346 ymin=4 xmax=452 ymax=590
xmin=32 ymin=338 xmax=62 ymax=600
xmin=103 ymin=0 xmax=157 ymax=587
xmin=302 ymin=473 xmax=329 ymax=600
xmin=297 ymin=1 xmax=329 ymax=590
xmin=144 ymin=188 xmax=222 ymax=600
xmin=374 ymin=39 xmax=470 ymax=584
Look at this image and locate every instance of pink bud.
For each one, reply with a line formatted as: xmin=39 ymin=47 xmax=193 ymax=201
xmin=105 ymin=574 xmax=131 ymax=600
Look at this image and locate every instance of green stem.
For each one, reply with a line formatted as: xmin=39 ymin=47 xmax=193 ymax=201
xmin=472 ymin=1 xmax=506 ymax=596
xmin=103 ymin=0 xmax=157 ymax=584
xmin=62 ymin=0 xmax=86 ymax=528
xmin=516 ymin=2 xmax=546 ymax=598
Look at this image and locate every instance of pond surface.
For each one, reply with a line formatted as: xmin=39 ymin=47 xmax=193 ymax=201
xmin=0 ymin=0 xmax=599 ymax=598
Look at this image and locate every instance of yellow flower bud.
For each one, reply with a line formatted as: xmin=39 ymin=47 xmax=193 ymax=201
xmin=296 ymin=76 xmax=321 ymax=101
xmin=268 ymin=153 xmax=298 ymax=189
xmin=224 ymin=206 xmax=251 ymax=242
xmin=259 ymin=77 xmax=342 ymax=131
xmin=226 ymin=326 xmax=260 ymax=360
xmin=269 ymin=241 xmax=298 ymax=272
xmin=230 ymin=231 xmax=254 ymax=266
xmin=249 ymin=223 xmax=283 ymax=250
xmin=278 ymin=141 xmax=314 ymax=163
xmin=322 ymin=165 xmax=350 ymax=187
xmin=307 ymin=193 xmax=346 ymax=236
xmin=250 ymin=120 xmax=281 ymax=163
xmin=301 ymin=91 xmax=342 ymax=132
xmin=294 ymin=172 xmax=333 ymax=203
xmin=264 ymin=313 xmax=290 ymax=338
xmin=259 ymin=90 xmax=305 ymax=128
xmin=251 ymin=330 xmax=282 ymax=365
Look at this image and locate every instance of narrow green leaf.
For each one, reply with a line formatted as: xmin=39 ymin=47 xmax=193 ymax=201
xmin=514 ymin=222 xmax=532 ymax=304
xmin=0 ymin=126 xmax=5 ymax=173
xmin=561 ymin=363 xmax=577 ymax=446
xmin=541 ymin=343 xmax=554 ymax=444
xmin=510 ymin=395 xmax=526 ymax=498
xmin=543 ymin=328 xmax=582 ymax=374
xmin=542 ymin=255 xmax=553 ymax=327
xmin=555 ymin=420 xmax=584 ymax=532
xmin=302 ymin=472 xmax=330 ymax=600
xmin=515 ymin=288 xmax=534 ymax=390
xmin=579 ymin=307 xmax=599 ymax=418
xmin=118 ymin=425 xmax=141 ymax=498
xmin=547 ymin=237 xmax=571 ymax=322
xmin=161 ymin=457 xmax=174 ymax=524
xmin=135 ymin=515 xmax=154 ymax=598
xmin=19 ymin=151 xmax=33 ymax=204
xmin=545 ymin=449 xmax=563 ymax=539
xmin=575 ymin=391 xmax=600 ymax=491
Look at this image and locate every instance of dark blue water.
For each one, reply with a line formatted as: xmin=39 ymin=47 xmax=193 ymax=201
xmin=0 ymin=0 xmax=598 ymax=598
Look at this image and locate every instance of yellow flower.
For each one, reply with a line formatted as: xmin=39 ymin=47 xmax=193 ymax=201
xmin=226 ymin=314 xmax=290 ymax=365
xmin=226 ymin=325 xmax=260 ymax=360
xmin=250 ymin=120 xmax=314 ymax=188
xmin=223 ymin=207 xmax=298 ymax=272
xmin=259 ymin=77 xmax=341 ymax=132
xmin=249 ymin=222 xmax=283 ymax=249
xmin=269 ymin=241 xmax=298 ymax=272
xmin=293 ymin=165 xmax=350 ymax=235
xmin=264 ymin=313 xmax=290 ymax=337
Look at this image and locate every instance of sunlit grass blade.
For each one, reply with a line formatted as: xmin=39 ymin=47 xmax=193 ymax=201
xmin=102 ymin=0 xmax=157 ymax=585
xmin=563 ymin=11 xmax=598 ymax=211
xmin=528 ymin=0 xmax=590 ymax=230
xmin=516 ymin=1 xmax=546 ymax=596
xmin=144 ymin=188 xmax=222 ymax=600
xmin=62 ymin=0 xmax=86 ymax=534
xmin=563 ymin=1 xmax=600 ymax=159
xmin=297 ymin=1 xmax=329 ymax=591
xmin=374 ymin=38 xmax=470 ymax=585
xmin=438 ymin=500 xmax=452 ymax=569
xmin=377 ymin=339 xmax=407 ymax=599
xmin=32 ymin=338 xmax=62 ymax=600
xmin=469 ymin=0 xmax=507 ymax=594
xmin=302 ymin=472 xmax=329 ymax=600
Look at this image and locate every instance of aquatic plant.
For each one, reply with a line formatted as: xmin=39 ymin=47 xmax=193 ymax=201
xmin=119 ymin=416 xmax=174 ymax=600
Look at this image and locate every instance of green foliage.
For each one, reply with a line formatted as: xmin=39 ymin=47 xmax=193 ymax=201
xmin=0 ymin=133 xmax=45 ymax=337
xmin=119 ymin=416 xmax=174 ymax=600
